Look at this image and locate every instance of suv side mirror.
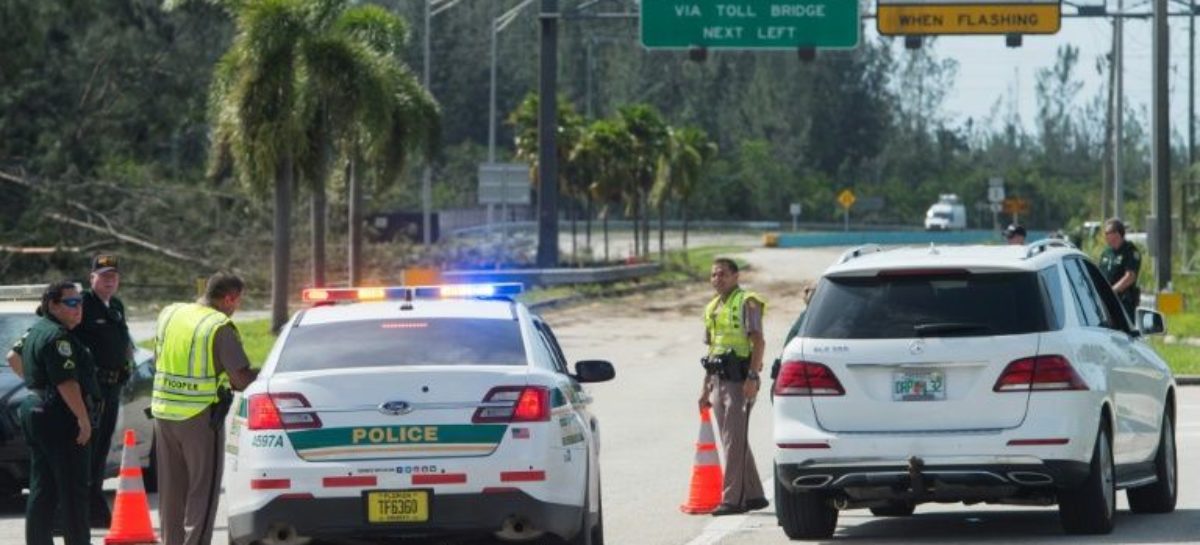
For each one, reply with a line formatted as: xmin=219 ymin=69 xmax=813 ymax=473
xmin=1136 ymin=308 xmax=1166 ymax=336
xmin=574 ymin=360 xmax=615 ymax=383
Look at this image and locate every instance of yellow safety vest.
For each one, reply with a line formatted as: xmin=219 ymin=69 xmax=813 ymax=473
xmin=704 ymin=287 xmax=767 ymax=359
xmin=151 ymin=303 xmax=232 ymax=421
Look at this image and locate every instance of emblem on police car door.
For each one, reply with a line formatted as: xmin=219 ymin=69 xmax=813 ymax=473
xmin=379 ymin=400 xmax=414 ymax=416
xmin=909 ymin=340 xmax=925 ymax=355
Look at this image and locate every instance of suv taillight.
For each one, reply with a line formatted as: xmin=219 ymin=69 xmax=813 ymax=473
xmin=473 ymin=386 xmax=551 ymax=423
xmin=994 ymin=355 xmax=1088 ymax=392
xmin=773 ymin=361 xmax=845 ymax=396
xmin=247 ymin=393 xmax=322 ymax=430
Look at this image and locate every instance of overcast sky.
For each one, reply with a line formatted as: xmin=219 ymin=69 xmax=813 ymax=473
xmin=875 ymin=12 xmax=1200 ymax=138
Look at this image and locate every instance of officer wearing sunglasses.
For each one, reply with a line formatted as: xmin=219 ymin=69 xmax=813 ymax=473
xmin=5 ymin=281 xmax=100 ymax=545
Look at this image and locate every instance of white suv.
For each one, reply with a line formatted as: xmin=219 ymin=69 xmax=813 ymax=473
xmin=772 ymin=241 xmax=1177 ymax=539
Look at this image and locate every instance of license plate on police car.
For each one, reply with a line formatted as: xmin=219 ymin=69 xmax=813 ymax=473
xmin=892 ymin=371 xmax=946 ymax=401
xmin=366 ymin=490 xmax=429 ymax=523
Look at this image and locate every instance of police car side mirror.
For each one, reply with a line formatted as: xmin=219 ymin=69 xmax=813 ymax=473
xmin=574 ymin=360 xmax=615 ymax=383
xmin=1136 ymin=308 xmax=1166 ymax=336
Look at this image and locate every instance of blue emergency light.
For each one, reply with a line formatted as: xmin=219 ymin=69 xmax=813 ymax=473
xmin=302 ymin=283 xmax=524 ymax=304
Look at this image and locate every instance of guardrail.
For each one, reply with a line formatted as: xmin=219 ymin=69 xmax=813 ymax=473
xmin=769 ymin=229 xmax=1052 ymax=248
xmin=442 ymin=262 xmax=662 ymax=287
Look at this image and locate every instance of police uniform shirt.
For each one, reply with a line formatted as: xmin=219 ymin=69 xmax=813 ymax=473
xmin=16 ymin=316 xmax=100 ymax=400
xmin=1100 ymin=241 xmax=1142 ymax=292
xmin=75 ymin=290 xmax=132 ymax=382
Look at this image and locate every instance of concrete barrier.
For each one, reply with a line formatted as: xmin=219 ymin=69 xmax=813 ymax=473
xmin=442 ymin=262 xmax=662 ymax=287
xmin=771 ymin=230 xmax=1052 ymax=248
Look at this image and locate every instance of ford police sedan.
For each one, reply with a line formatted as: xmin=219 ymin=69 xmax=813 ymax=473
xmin=773 ymin=241 xmax=1176 ymax=539
xmin=226 ymin=284 xmax=613 ymax=545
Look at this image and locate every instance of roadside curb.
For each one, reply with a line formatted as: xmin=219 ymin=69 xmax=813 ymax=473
xmin=1177 ymin=375 xmax=1200 ymax=386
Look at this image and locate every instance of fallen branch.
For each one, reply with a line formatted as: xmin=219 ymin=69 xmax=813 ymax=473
xmin=46 ymin=213 xmax=218 ymax=270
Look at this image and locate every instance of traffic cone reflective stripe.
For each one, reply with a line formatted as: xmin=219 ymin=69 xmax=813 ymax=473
xmin=680 ymin=407 xmax=723 ymax=514
xmin=105 ymin=429 xmax=159 ymax=545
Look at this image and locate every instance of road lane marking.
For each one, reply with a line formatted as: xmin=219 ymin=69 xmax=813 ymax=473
xmin=682 ymin=477 xmax=774 ymax=545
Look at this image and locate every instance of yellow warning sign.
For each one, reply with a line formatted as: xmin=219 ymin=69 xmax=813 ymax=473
xmin=877 ymin=3 xmax=1061 ymax=35
xmin=837 ymin=189 xmax=856 ymax=210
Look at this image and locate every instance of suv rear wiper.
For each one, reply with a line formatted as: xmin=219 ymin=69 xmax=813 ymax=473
xmin=913 ymin=322 xmax=992 ymax=337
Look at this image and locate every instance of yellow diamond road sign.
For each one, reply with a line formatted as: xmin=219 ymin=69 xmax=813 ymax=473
xmin=877 ymin=0 xmax=1061 ymax=35
xmin=838 ymin=189 xmax=856 ymax=209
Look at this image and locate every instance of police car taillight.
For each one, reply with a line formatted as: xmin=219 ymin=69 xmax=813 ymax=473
xmin=472 ymin=386 xmax=551 ymax=423
xmin=247 ymin=393 xmax=323 ymax=430
xmin=773 ymin=361 xmax=845 ymax=396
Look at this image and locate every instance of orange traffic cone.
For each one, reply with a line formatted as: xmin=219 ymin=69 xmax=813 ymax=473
xmin=680 ymin=407 xmax=724 ymax=514
xmin=105 ymin=429 xmax=159 ymax=545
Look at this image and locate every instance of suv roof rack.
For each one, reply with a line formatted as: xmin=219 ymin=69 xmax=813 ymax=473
xmin=837 ymin=244 xmax=885 ymax=264
xmin=1025 ymin=238 xmax=1075 ymax=258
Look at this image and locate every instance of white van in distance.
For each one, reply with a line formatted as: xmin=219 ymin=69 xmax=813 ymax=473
xmin=924 ymin=194 xmax=967 ymax=230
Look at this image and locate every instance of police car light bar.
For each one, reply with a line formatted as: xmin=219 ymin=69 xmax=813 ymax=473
xmin=302 ymin=283 xmax=524 ymax=304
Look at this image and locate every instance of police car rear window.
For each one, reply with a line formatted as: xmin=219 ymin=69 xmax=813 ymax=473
xmin=802 ymin=272 xmax=1051 ymax=339
xmin=275 ymin=318 xmax=527 ymax=371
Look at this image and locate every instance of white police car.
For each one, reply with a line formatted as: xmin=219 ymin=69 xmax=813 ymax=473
xmin=226 ymin=284 xmax=613 ymax=545
xmin=773 ymin=241 xmax=1176 ymax=539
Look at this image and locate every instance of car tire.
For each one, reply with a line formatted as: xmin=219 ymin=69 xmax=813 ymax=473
xmin=568 ymin=475 xmax=597 ymax=545
xmin=776 ymin=470 xmax=838 ymax=540
xmin=1127 ymin=409 xmax=1177 ymax=514
xmin=1058 ymin=423 xmax=1115 ymax=535
xmin=591 ymin=482 xmax=604 ymax=545
xmin=869 ymin=501 xmax=915 ymax=517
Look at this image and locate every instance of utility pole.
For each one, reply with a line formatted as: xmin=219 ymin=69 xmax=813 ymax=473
xmin=536 ymin=0 xmax=560 ymax=268
xmin=1186 ymin=0 xmax=1195 ymax=268
xmin=1114 ymin=0 xmax=1125 ymax=220
xmin=421 ymin=0 xmax=433 ymax=246
xmin=1153 ymin=0 xmax=1172 ymax=289
xmin=1103 ymin=17 xmax=1116 ymax=221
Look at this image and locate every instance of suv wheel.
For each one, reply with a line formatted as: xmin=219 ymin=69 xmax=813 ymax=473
xmin=1127 ymin=409 xmax=1177 ymax=514
xmin=776 ymin=470 xmax=837 ymax=540
xmin=869 ymin=501 xmax=915 ymax=517
xmin=1058 ymin=423 xmax=1115 ymax=535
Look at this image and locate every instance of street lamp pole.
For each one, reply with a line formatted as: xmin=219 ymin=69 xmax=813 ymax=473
xmin=421 ymin=0 xmax=432 ymax=246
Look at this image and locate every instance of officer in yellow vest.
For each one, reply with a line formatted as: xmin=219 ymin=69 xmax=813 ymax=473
xmin=699 ymin=258 xmax=769 ymax=516
xmin=153 ymin=273 xmax=257 ymax=545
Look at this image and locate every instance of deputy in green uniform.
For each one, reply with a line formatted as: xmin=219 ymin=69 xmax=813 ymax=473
xmin=1099 ymin=218 xmax=1142 ymax=321
xmin=4 ymin=282 xmax=99 ymax=545
xmin=75 ymin=255 xmax=134 ymax=528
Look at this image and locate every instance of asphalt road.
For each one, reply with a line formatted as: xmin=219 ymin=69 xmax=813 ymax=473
xmin=4 ymin=245 xmax=1199 ymax=544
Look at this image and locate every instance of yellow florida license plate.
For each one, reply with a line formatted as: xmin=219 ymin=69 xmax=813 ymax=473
xmin=366 ymin=490 xmax=429 ymax=523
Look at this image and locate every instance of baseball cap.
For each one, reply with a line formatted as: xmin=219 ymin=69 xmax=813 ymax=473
xmin=1003 ymin=224 xmax=1027 ymax=239
xmin=91 ymin=254 xmax=119 ymax=273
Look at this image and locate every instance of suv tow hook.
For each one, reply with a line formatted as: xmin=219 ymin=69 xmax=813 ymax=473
xmin=907 ymin=456 xmax=927 ymax=495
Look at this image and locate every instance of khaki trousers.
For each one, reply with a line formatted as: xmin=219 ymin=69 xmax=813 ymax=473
xmin=155 ymin=407 xmax=224 ymax=545
xmin=709 ymin=377 xmax=765 ymax=506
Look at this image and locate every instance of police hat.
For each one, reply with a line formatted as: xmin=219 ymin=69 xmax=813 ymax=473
xmin=1003 ymin=224 xmax=1027 ymax=239
xmin=91 ymin=254 xmax=119 ymax=274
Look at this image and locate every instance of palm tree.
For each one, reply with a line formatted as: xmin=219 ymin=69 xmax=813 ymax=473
xmin=652 ymin=126 xmax=717 ymax=258
xmin=580 ymin=118 xmax=634 ymax=263
xmin=617 ymin=105 xmax=669 ymax=258
xmin=209 ymin=0 xmax=437 ymax=332
xmin=508 ymin=93 xmax=584 ymax=264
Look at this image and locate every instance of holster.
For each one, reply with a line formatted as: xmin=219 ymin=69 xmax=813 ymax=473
xmin=209 ymin=388 xmax=234 ymax=431
xmin=97 ymin=368 xmax=129 ymax=386
xmin=701 ymin=353 xmax=751 ymax=382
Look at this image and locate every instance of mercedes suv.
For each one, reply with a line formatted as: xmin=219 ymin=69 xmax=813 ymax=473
xmin=772 ymin=241 xmax=1177 ymax=539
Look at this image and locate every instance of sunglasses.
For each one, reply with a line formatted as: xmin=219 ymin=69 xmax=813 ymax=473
xmin=57 ymin=297 xmax=83 ymax=308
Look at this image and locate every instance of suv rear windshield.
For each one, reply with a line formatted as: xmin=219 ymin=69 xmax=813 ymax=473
xmin=276 ymin=318 xmax=526 ymax=372
xmin=802 ymin=272 xmax=1051 ymax=339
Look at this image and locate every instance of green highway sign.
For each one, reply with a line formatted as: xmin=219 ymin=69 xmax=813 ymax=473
xmin=640 ymin=1 xmax=860 ymax=50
